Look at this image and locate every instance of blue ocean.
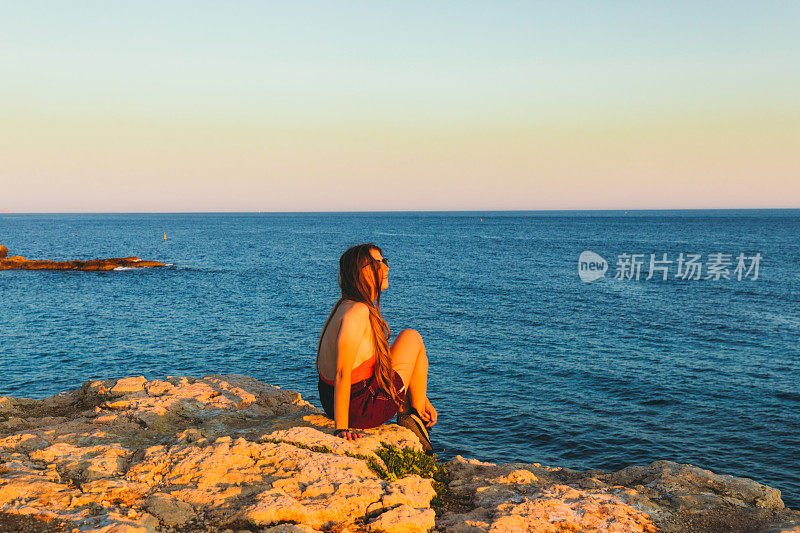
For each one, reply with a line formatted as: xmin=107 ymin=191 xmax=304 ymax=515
xmin=1 ymin=210 xmax=798 ymax=507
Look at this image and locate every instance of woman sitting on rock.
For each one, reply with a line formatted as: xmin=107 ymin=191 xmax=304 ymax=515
xmin=316 ymin=243 xmax=436 ymax=453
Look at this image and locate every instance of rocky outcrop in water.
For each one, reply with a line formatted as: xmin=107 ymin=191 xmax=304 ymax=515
xmin=1 ymin=375 xmax=798 ymax=532
xmin=0 ymin=245 xmax=164 ymax=271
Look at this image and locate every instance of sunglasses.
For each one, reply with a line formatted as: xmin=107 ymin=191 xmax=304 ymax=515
xmin=363 ymin=257 xmax=389 ymax=268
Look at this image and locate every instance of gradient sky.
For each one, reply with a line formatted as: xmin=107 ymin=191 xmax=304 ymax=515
xmin=1 ymin=2 xmax=798 ymax=212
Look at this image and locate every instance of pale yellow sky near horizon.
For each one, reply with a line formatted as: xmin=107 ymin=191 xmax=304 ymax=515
xmin=1 ymin=3 xmax=799 ymax=212
xmin=4 ymin=107 xmax=798 ymax=212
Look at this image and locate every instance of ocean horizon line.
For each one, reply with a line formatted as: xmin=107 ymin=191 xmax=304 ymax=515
xmin=2 ymin=207 xmax=799 ymax=216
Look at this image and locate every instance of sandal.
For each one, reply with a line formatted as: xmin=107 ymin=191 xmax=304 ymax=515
xmin=396 ymin=408 xmax=434 ymax=455
xmin=410 ymin=406 xmax=433 ymax=433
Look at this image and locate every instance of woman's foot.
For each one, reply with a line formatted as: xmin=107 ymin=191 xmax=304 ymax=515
xmin=396 ymin=409 xmax=434 ymax=455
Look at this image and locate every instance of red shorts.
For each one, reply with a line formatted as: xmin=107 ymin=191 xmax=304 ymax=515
xmin=318 ymin=371 xmax=406 ymax=429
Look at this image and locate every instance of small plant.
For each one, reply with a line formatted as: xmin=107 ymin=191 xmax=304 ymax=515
xmin=374 ymin=443 xmax=448 ymax=507
xmin=374 ymin=442 xmax=442 ymax=481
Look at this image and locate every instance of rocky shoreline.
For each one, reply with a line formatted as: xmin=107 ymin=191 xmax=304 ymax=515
xmin=1 ymin=375 xmax=798 ymax=532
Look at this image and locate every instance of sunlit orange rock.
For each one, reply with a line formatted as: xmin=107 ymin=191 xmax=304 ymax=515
xmin=1 ymin=375 xmax=798 ymax=532
xmin=0 ymin=246 xmax=164 ymax=271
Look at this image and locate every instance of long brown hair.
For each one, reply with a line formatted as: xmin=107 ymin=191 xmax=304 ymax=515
xmin=316 ymin=243 xmax=402 ymax=408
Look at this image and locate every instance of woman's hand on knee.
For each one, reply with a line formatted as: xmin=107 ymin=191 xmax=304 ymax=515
xmin=420 ymin=398 xmax=437 ymax=427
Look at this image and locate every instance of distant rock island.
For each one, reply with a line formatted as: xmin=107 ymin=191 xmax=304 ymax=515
xmin=1 ymin=374 xmax=798 ymax=532
xmin=0 ymin=245 xmax=164 ymax=271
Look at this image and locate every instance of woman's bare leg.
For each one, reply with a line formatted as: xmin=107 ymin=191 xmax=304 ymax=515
xmin=389 ymin=329 xmax=428 ymax=414
xmin=401 ymin=347 xmax=428 ymax=416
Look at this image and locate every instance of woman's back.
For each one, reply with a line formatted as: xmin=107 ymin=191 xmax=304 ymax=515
xmin=317 ymin=299 xmax=376 ymax=383
xmin=316 ymin=243 xmax=433 ymax=445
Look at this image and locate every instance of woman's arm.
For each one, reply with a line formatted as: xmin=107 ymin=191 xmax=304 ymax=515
xmin=333 ymin=303 xmax=370 ymax=433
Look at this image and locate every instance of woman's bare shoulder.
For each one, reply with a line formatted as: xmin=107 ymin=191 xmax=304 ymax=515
xmin=323 ymin=301 xmax=368 ymax=337
xmin=337 ymin=301 xmax=371 ymax=339
xmin=340 ymin=300 xmax=370 ymax=318
xmin=347 ymin=300 xmax=370 ymax=312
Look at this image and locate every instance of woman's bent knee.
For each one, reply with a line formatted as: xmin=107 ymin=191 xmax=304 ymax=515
xmin=398 ymin=328 xmax=423 ymax=346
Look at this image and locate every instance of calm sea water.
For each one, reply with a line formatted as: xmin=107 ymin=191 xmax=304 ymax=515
xmin=1 ymin=210 xmax=798 ymax=507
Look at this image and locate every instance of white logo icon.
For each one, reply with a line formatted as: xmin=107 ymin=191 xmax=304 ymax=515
xmin=578 ymin=251 xmax=607 ymax=282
